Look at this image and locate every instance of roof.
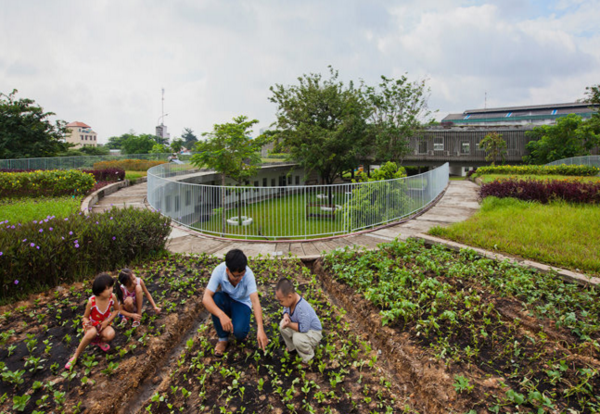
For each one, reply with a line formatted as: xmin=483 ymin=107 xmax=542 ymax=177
xmin=442 ymin=101 xmax=599 ymax=123
xmin=66 ymin=121 xmax=91 ymax=128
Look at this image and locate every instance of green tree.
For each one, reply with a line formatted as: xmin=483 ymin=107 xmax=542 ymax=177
xmin=269 ymin=67 xmax=370 ymax=185
xmin=120 ymin=134 xmax=158 ymax=155
xmin=181 ymin=128 xmax=198 ymax=149
xmin=524 ymin=114 xmax=599 ymax=164
xmin=356 ymin=161 xmax=406 ymax=182
xmin=150 ymin=143 xmax=169 ymax=154
xmin=0 ymin=89 xmax=69 ymax=159
xmin=363 ymin=75 xmax=435 ymax=163
xmin=190 ymin=116 xmax=267 ymax=227
xmin=170 ymin=138 xmax=184 ymax=153
xmin=479 ymin=132 xmax=507 ymax=165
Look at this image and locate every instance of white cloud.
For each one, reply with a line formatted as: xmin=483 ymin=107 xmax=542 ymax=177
xmin=0 ymin=0 xmax=598 ymax=144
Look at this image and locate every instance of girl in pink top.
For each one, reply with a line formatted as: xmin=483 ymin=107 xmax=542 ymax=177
xmin=66 ymin=273 xmax=121 ymax=369
xmin=116 ymin=268 xmax=161 ymax=328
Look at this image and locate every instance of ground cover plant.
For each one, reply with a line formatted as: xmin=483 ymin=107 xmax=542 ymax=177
xmin=322 ymin=238 xmax=600 ymax=413
xmin=0 ymin=206 xmax=171 ymax=303
xmin=429 ymin=197 xmax=600 ymax=275
xmin=0 ymin=253 xmax=213 ymax=414
xmin=137 ymin=257 xmax=414 ymax=414
xmin=480 ymin=179 xmax=600 ymax=204
xmin=0 ymin=197 xmax=80 ymax=225
xmin=473 ymin=165 xmax=599 ymax=177
xmin=476 ymin=174 xmax=600 ymax=184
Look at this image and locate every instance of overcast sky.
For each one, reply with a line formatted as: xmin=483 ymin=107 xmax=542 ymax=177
xmin=1 ymin=0 xmax=598 ymax=144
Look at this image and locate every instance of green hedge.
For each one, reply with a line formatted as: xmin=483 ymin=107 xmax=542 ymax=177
xmin=0 ymin=169 xmax=96 ymax=198
xmin=0 ymin=207 xmax=171 ymax=303
xmin=475 ymin=164 xmax=599 ymax=177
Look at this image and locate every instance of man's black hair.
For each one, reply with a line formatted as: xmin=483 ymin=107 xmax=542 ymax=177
xmin=276 ymin=278 xmax=295 ymax=296
xmin=225 ymin=249 xmax=247 ymax=273
xmin=92 ymin=273 xmax=115 ymax=296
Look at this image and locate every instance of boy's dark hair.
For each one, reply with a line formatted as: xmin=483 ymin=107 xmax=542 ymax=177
xmin=92 ymin=273 xmax=115 ymax=296
xmin=225 ymin=249 xmax=247 ymax=273
xmin=115 ymin=268 xmax=134 ymax=303
xmin=276 ymin=278 xmax=295 ymax=296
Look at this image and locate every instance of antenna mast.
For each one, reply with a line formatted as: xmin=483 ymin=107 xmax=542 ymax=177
xmin=484 ymin=91 xmax=487 ymax=110
xmin=161 ymin=88 xmax=165 ymax=125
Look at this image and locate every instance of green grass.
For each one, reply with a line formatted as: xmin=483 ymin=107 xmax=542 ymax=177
xmin=477 ymin=174 xmax=600 ymax=184
xmin=125 ymin=171 xmax=147 ymax=180
xmin=428 ymin=197 xmax=600 ymax=276
xmin=449 ymin=176 xmax=466 ymax=181
xmin=0 ymin=196 xmax=81 ymax=224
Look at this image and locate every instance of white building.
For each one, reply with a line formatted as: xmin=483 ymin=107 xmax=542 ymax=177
xmin=65 ymin=121 xmax=98 ymax=149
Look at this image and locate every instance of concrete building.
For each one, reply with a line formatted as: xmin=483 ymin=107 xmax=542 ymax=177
xmin=65 ymin=122 xmax=98 ymax=149
xmin=442 ymin=102 xmax=599 ymax=127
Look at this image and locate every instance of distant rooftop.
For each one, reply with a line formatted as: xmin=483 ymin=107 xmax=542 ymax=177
xmin=66 ymin=121 xmax=91 ymax=128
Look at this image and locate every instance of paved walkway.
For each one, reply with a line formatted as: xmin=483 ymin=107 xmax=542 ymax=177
xmin=93 ymin=180 xmax=481 ymax=259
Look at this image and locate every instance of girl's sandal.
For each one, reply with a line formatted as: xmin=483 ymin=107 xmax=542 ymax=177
xmin=132 ymin=321 xmax=141 ymax=328
xmin=65 ymin=356 xmax=77 ymax=370
xmin=97 ymin=342 xmax=110 ymax=352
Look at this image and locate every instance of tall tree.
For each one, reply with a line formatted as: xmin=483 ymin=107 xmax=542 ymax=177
xmin=269 ymin=67 xmax=370 ymax=185
xmin=181 ymin=128 xmax=198 ymax=149
xmin=479 ymin=132 xmax=507 ymax=165
xmin=363 ymin=75 xmax=435 ymax=163
xmin=190 ymin=116 xmax=267 ymax=227
xmin=120 ymin=134 xmax=157 ymax=154
xmin=0 ymin=89 xmax=69 ymax=158
xmin=170 ymin=138 xmax=184 ymax=153
xmin=524 ymin=114 xmax=599 ymax=164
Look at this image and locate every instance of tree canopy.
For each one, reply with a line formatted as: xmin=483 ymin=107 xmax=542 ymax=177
xmin=181 ymin=128 xmax=198 ymax=149
xmin=479 ymin=132 xmax=507 ymax=165
xmin=106 ymin=133 xmax=165 ymax=154
xmin=269 ymin=67 xmax=370 ymax=184
xmin=190 ymin=115 xmax=266 ymax=184
xmin=0 ymin=89 xmax=70 ymax=159
xmin=524 ymin=114 xmax=599 ymax=164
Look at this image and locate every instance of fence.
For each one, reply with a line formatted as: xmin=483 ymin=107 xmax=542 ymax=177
xmin=546 ymin=155 xmax=600 ymax=169
xmin=0 ymin=153 xmax=195 ymax=170
xmin=147 ymin=163 xmax=449 ymax=240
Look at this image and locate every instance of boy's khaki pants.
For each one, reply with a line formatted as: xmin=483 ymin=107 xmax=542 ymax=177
xmin=280 ymin=327 xmax=322 ymax=363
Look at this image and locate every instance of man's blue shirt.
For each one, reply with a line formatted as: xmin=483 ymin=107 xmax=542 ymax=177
xmin=206 ymin=262 xmax=257 ymax=309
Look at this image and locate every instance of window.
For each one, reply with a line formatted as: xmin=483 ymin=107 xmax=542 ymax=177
xmin=174 ymin=195 xmax=180 ymax=212
xmin=505 ymin=112 xmax=512 ymax=118
xmin=551 ymin=109 xmax=557 ymax=115
xmin=295 ymin=176 xmax=300 ymax=185
xmin=464 ymin=114 xmax=471 ymax=119
xmin=287 ymin=176 xmax=292 ymax=185
xmin=461 ymin=142 xmax=470 ymax=154
xmin=262 ymin=178 xmax=267 ymax=187
xmin=185 ymin=190 xmax=191 ymax=206
xmin=254 ymin=181 xmax=258 ymax=187
xmin=271 ymin=178 xmax=276 ymax=187
xmin=418 ymin=141 xmax=427 ymax=154
xmin=434 ymin=138 xmax=444 ymax=151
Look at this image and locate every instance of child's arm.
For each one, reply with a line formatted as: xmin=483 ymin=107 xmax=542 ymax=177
xmin=140 ymin=279 xmax=161 ymax=313
xmin=82 ymin=299 xmax=93 ymax=329
xmin=101 ymin=294 xmax=121 ymax=330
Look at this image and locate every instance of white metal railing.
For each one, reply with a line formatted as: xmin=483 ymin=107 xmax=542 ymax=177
xmin=147 ymin=163 xmax=449 ymax=240
xmin=545 ymin=155 xmax=600 ymax=169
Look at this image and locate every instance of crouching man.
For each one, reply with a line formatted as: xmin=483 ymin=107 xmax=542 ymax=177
xmin=275 ymin=278 xmax=322 ymax=364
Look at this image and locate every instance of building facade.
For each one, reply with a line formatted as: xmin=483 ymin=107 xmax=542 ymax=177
xmin=65 ymin=122 xmax=98 ymax=149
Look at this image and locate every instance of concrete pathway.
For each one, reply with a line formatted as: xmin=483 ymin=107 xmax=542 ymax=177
xmin=92 ymin=180 xmax=481 ymax=259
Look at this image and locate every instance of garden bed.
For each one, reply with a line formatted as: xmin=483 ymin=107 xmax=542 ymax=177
xmin=319 ymin=239 xmax=600 ymax=413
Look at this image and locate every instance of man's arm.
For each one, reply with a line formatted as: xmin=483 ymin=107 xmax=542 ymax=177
xmin=250 ymin=292 xmax=268 ymax=351
xmin=203 ymin=288 xmax=233 ymax=333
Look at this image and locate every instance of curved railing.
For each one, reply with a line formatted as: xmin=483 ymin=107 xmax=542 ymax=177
xmin=545 ymin=155 xmax=600 ymax=168
xmin=0 ymin=153 xmax=193 ymax=170
xmin=147 ymin=163 xmax=449 ymax=240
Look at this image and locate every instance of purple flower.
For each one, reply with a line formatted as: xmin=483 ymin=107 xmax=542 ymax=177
xmin=22 ymin=239 xmax=27 ymax=242
xmin=14 ymin=280 xmax=18 ymax=285
xmin=64 ymin=218 xmax=68 ymax=221
xmin=39 ymin=229 xmax=43 ymax=233
xmin=96 ymin=221 xmax=99 ymax=224
xmin=112 ymin=236 xmax=116 ymax=240
xmin=11 ymin=225 xmax=15 ymax=229
xmin=44 ymin=219 xmax=48 ymax=223
xmin=49 ymin=227 xmax=53 ymax=231
xmin=110 ymin=217 xmax=113 ymax=220
xmin=69 ymin=231 xmax=73 ymax=235
xmin=61 ymin=237 xmax=65 ymax=240
xmin=75 ymin=244 xmax=80 ymax=248
xmin=74 ymin=240 xmax=78 ymax=244
xmin=0 ymin=252 xmax=3 ymax=256
xmin=33 ymin=220 xmax=37 ymax=224
xmin=36 ymin=246 xmax=40 ymax=250
xmin=30 ymin=243 xmax=35 ymax=247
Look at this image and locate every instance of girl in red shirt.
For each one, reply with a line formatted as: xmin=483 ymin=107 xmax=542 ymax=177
xmin=65 ymin=273 xmax=121 ymax=369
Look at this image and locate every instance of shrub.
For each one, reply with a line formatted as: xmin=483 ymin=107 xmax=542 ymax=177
xmin=0 ymin=207 xmax=171 ymax=302
xmin=475 ymin=164 xmax=599 ymax=177
xmin=0 ymin=170 xmax=96 ymax=198
xmin=93 ymin=159 xmax=166 ymax=172
xmin=81 ymin=168 xmax=125 ymax=182
xmin=480 ymin=179 xmax=600 ymax=204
